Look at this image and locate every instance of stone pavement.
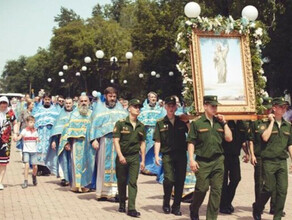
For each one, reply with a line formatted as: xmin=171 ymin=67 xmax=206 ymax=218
xmin=1 ymin=147 xmax=292 ymax=220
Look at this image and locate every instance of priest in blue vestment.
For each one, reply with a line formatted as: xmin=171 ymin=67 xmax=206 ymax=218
xmin=45 ymin=97 xmax=73 ymax=185
xmin=90 ymin=87 xmax=127 ymax=201
xmin=58 ymin=95 xmax=95 ymax=192
xmin=33 ymin=93 xmax=59 ymax=174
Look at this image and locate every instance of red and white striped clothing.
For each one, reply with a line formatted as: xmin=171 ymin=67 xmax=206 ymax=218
xmin=20 ymin=128 xmax=38 ymax=153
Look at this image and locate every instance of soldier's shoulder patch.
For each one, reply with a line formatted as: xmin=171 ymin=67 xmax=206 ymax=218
xmin=259 ymin=125 xmax=266 ymax=130
xmin=113 ymin=126 xmax=118 ymax=132
xmin=190 ymin=115 xmax=201 ymax=122
xmin=157 ymin=117 xmax=164 ymax=122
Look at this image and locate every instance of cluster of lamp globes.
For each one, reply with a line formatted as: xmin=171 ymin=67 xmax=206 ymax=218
xmin=184 ymin=2 xmax=258 ymax=21
xmin=48 ymin=51 xmax=133 ymax=84
xmin=138 ymin=71 xmax=174 ymax=79
xmin=84 ymin=50 xmax=133 ymax=64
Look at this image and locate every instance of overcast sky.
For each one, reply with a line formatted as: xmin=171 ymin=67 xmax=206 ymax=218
xmin=0 ymin=0 xmax=111 ymax=74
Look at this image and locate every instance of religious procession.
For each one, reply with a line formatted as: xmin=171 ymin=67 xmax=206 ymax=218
xmin=1 ymin=1 xmax=292 ymax=220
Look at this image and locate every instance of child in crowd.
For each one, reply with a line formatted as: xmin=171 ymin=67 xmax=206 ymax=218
xmin=16 ymin=116 xmax=39 ymax=188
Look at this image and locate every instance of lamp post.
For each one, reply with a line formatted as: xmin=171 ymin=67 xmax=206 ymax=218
xmin=61 ymin=64 xmax=87 ymax=96
xmin=83 ymin=50 xmax=133 ymax=91
xmin=241 ymin=5 xmax=258 ymax=21
xmin=184 ymin=2 xmax=201 ymax=18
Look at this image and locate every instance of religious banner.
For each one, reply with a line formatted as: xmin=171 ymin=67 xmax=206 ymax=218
xmin=190 ymin=30 xmax=255 ymax=114
xmin=176 ymin=14 xmax=269 ymax=119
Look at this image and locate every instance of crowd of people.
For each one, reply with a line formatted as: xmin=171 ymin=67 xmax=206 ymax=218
xmin=0 ymin=87 xmax=292 ymax=220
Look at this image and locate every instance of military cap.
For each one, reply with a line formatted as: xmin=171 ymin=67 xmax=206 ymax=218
xmin=203 ymin=95 xmax=220 ymax=106
xmin=129 ymin=99 xmax=143 ymax=108
xmin=164 ymin=96 xmax=176 ymax=105
xmin=262 ymin=97 xmax=272 ymax=109
xmin=272 ymin=97 xmax=289 ymax=106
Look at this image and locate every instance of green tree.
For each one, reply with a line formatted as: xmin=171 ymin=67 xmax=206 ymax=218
xmin=2 ymin=56 xmax=28 ymax=93
xmin=1 ymin=0 xmax=290 ymax=100
xmin=92 ymin=3 xmax=104 ymax=17
xmin=110 ymin=0 xmax=131 ymax=22
xmin=263 ymin=0 xmax=292 ymax=96
xmin=54 ymin=7 xmax=82 ymax=28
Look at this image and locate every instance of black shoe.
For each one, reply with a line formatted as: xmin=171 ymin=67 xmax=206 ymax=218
xmin=118 ymin=203 xmax=126 ymax=213
xmin=171 ymin=208 xmax=182 ymax=216
xmin=219 ymin=208 xmax=232 ymax=214
xmin=32 ymin=175 xmax=37 ymax=186
xmin=127 ymin=210 xmax=141 ymax=217
xmin=108 ymin=196 xmax=119 ymax=203
xmin=60 ymin=179 xmax=67 ymax=186
xmin=252 ymin=207 xmax=262 ymax=220
xmin=282 ymin=211 xmax=286 ymax=217
xmin=22 ymin=180 xmax=28 ymax=189
xmin=252 ymin=204 xmax=261 ymax=220
xmin=252 ymin=212 xmax=261 ymax=220
xmin=163 ymin=199 xmax=170 ymax=214
xmin=162 ymin=205 xmax=170 ymax=214
xmin=228 ymin=204 xmax=234 ymax=213
xmin=190 ymin=212 xmax=199 ymax=220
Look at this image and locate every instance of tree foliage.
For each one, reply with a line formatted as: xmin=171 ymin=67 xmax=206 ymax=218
xmin=1 ymin=0 xmax=291 ymax=101
xmin=54 ymin=7 xmax=82 ymax=28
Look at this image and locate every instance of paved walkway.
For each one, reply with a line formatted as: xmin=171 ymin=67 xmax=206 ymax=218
xmin=1 ymin=147 xmax=292 ymax=220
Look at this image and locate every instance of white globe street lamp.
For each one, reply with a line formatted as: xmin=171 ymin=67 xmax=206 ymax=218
xmin=139 ymin=73 xmax=144 ymax=78
xmin=84 ymin=56 xmax=92 ymax=64
xmin=61 ymin=79 xmax=65 ymax=83
xmin=47 ymin=78 xmax=52 ymax=82
xmin=110 ymin=56 xmax=118 ymax=62
xmin=242 ymin=5 xmax=258 ymax=21
xmin=92 ymin=90 xmax=98 ymax=97
xmin=63 ymin=65 xmax=68 ymax=70
xmin=123 ymin=80 xmax=127 ymax=84
xmin=169 ymin=71 xmax=174 ymax=76
xmin=110 ymin=79 xmax=114 ymax=83
xmin=81 ymin=66 xmax=87 ymax=71
xmin=76 ymin=72 xmax=81 ymax=76
xmin=156 ymin=74 xmax=160 ymax=78
xmin=151 ymin=71 xmax=156 ymax=76
xmin=184 ymin=2 xmax=201 ymax=18
xmin=95 ymin=50 xmax=105 ymax=59
xmin=125 ymin=52 xmax=133 ymax=60
xmin=58 ymin=71 xmax=64 ymax=76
